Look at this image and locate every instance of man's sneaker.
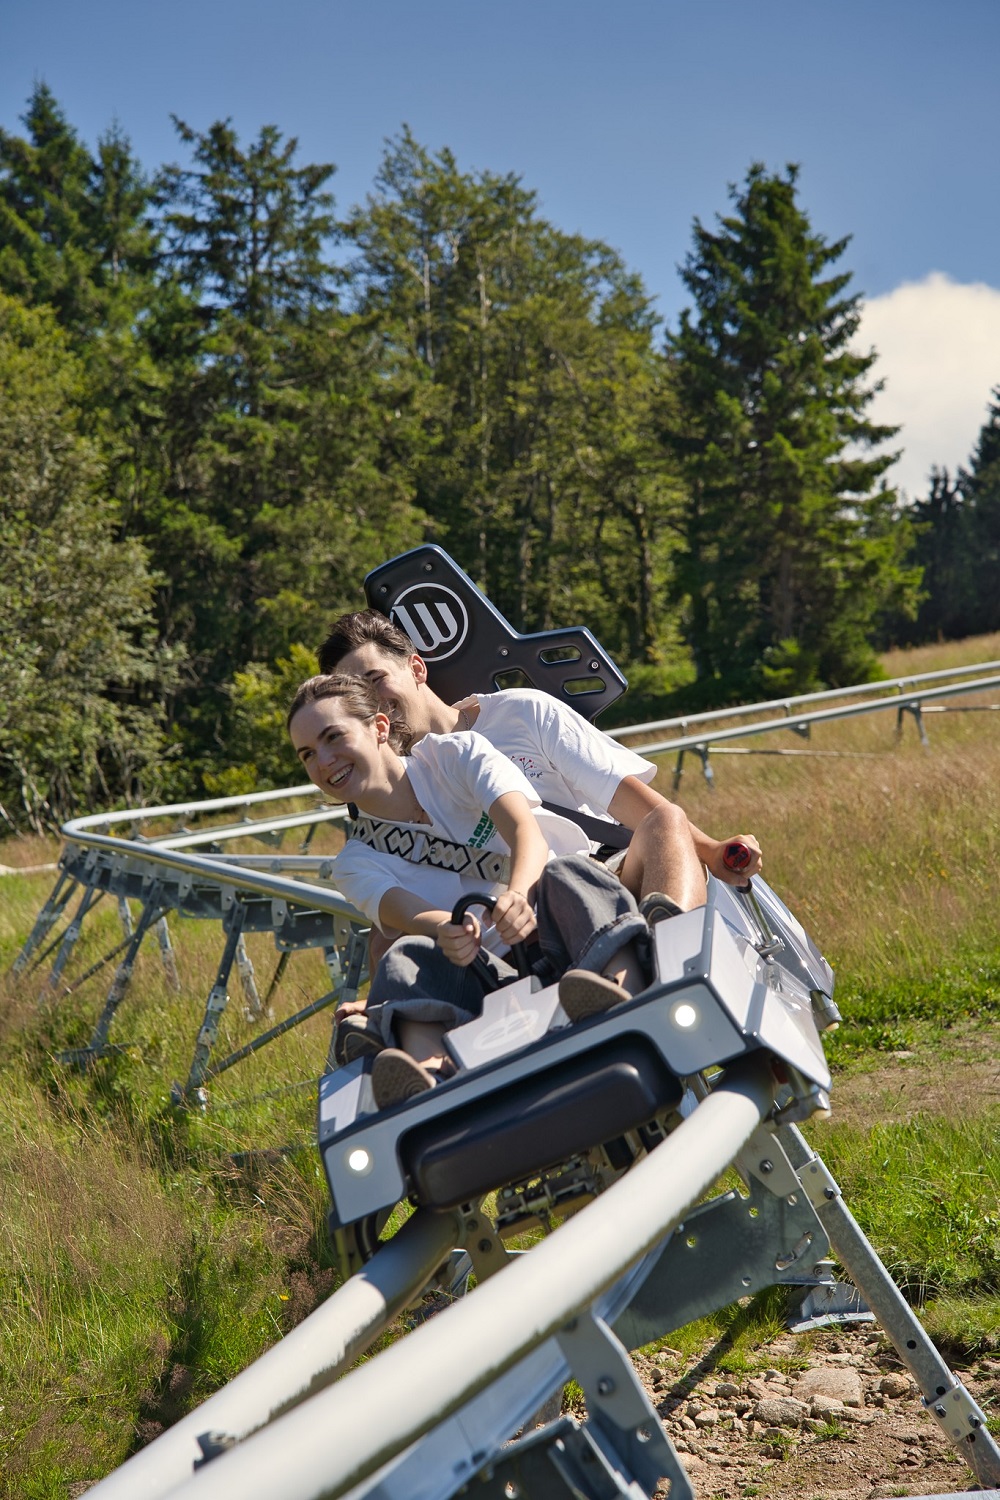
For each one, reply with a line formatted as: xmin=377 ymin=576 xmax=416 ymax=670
xmin=558 ymin=969 xmax=628 ymax=1023
xmin=334 ymin=1012 xmax=385 ymax=1067
xmin=371 ymin=1049 xmax=438 ymax=1108
xmin=639 ymin=891 xmax=683 ymax=926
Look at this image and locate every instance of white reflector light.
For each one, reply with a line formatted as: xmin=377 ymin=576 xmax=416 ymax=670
xmin=670 ymin=1001 xmax=700 ymax=1030
xmin=347 ymin=1147 xmax=372 ymax=1174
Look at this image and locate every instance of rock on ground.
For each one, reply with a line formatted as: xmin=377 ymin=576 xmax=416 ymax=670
xmin=623 ymin=1325 xmax=998 ymax=1500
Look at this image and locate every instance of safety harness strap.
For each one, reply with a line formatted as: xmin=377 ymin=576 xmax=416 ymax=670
xmin=345 ymin=809 xmax=511 ymax=884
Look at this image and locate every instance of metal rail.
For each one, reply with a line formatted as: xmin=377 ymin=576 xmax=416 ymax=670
xmin=83 ymin=1207 xmax=464 ymax=1500
xmin=629 ymin=672 xmax=1000 ymax=788
xmin=142 ymin=1056 xmax=779 ymax=1500
xmin=55 ymin=824 xmax=359 ymax=922
xmin=605 ymin=658 xmax=1000 ymax=740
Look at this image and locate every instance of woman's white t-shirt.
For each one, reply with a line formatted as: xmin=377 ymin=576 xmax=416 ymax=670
xmin=331 ymin=731 xmax=587 ymax=953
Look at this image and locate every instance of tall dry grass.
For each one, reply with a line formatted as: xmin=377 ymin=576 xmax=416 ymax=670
xmin=665 ymin=679 xmax=1000 ymax=978
xmin=0 ymin=637 xmax=998 ymax=1483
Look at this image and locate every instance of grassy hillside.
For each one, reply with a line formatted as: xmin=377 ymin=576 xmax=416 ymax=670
xmin=1 ymin=637 xmax=998 ymax=1493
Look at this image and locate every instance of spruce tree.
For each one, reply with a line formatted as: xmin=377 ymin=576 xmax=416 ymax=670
xmin=668 ymin=164 xmax=919 ymax=697
xmin=959 ymin=389 xmax=1000 ymax=634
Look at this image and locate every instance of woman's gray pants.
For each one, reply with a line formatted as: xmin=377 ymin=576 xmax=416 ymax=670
xmin=364 ymin=854 xmax=648 ymax=1046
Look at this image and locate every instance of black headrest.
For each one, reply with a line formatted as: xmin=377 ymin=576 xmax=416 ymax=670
xmin=364 ymin=545 xmax=626 ymax=723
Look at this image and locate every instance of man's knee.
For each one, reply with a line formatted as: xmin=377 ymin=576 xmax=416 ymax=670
xmin=635 ymin=798 xmax=690 ymax=847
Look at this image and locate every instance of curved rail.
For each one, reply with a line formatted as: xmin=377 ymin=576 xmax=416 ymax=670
xmin=83 ymin=1207 xmax=464 ymax=1500
xmin=628 ymin=671 xmax=1000 ymax=759
xmin=606 ymin=658 xmax=1000 ymax=740
xmin=128 ymin=1056 xmax=778 ymax=1500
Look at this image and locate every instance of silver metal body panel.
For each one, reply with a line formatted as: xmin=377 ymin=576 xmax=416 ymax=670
xmin=318 ymin=876 xmax=831 ymax=1232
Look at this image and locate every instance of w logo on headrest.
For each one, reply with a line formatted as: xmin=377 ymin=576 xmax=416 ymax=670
xmin=390 ymin=583 xmax=470 ymax=661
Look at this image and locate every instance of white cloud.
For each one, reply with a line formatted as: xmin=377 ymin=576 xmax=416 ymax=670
xmin=856 ymin=273 xmax=1000 ymax=499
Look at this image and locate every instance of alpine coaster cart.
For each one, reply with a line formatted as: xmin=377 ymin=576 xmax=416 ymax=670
xmin=58 ymin=548 xmax=1000 ymax=1500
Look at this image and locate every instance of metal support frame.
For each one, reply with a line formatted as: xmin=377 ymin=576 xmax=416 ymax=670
xmin=897 ymin=697 xmax=931 ymax=747
xmin=12 ymin=830 xmax=372 ymax=1102
xmin=155 ymin=915 xmax=181 ymax=990
xmin=9 ymin=869 xmax=76 ymax=977
xmin=235 ymin=932 xmax=264 ymax=1019
xmin=778 ymin=1123 xmax=1000 ymax=1488
xmin=466 ymin=1311 xmax=692 ymax=1500
xmin=89 ymin=890 xmax=166 ymax=1054
xmin=180 ymin=901 xmax=249 ymax=1100
xmin=671 ymin=743 xmax=714 ymax=794
xmin=39 ymin=881 xmax=102 ymax=997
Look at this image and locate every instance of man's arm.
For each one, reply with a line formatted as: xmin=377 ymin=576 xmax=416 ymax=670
xmin=607 ymin=775 xmax=762 ymax=885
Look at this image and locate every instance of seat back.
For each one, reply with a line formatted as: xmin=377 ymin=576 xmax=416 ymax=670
xmin=364 ymin=545 xmax=626 ymax=722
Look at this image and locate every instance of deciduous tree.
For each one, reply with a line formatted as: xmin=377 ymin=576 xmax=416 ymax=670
xmin=0 ymin=295 xmax=174 ymax=827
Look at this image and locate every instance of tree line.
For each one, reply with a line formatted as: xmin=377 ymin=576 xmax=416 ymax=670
xmin=1 ymin=84 xmax=994 ymax=829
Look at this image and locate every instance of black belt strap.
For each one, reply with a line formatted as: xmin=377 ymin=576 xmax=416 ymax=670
xmin=539 ymin=800 xmax=632 ymax=850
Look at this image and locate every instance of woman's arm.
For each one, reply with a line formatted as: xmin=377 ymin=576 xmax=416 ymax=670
xmin=487 ymin=790 xmax=548 ymax=948
xmin=376 ymin=789 xmax=548 ymax=965
xmin=378 ymin=886 xmax=485 ymax=967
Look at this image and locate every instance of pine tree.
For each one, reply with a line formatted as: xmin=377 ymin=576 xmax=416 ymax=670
xmin=667 ymin=164 xmax=920 ymax=697
xmin=959 ymin=389 xmax=1000 ymax=634
xmin=147 ymin=119 xmax=424 ymax=764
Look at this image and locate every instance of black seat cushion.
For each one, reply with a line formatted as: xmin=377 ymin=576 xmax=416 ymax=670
xmin=401 ymin=1036 xmax=682 ymax=1211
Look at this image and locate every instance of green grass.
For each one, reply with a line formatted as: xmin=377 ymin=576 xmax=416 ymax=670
xmin=1 ymin=635 xmax=999 ymax=1487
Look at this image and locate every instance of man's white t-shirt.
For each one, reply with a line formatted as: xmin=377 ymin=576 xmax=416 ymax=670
xmin=332 ymin=731 xmax=587 ymax=952
xmin=470 ymin=690 xmax=656 ymax=832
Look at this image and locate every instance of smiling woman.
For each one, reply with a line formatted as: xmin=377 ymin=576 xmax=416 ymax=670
xmin=285 ymin=673 xmax=647 ymax=1107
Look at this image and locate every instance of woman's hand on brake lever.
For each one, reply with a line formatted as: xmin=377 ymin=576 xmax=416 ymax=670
xmin=436 ymin=912 xmax=482 ymax=967
xmin=491 ymin=888 xmax=538 ymax=948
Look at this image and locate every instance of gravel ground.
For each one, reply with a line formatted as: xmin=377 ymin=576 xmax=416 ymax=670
xmin=619 ymin=1325 xmax=1000 ymax=1500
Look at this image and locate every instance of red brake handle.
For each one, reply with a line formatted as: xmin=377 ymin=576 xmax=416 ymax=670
xmin=723 ymin=841 xmax=752 ymax=872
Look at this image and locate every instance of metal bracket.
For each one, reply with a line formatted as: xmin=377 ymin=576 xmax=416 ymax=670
xmin=924 ymin=1381 xmax=991 ymax=1448
xmin=795 ymin=1151 xmax=842 ymax=1211
xmin=459 ymin=1205 xmax=511 ymax=1285
xmin=555 ymin=1310 xmax=694 ymax=1500
xmin=614 ymin=1169 xmax=833 ymax=1350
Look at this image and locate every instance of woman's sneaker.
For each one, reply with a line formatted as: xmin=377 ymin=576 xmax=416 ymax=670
xmin=371 ymin=1049 xmax=439 ymax=1108
xmin=334 ymin=1012 xmax=386 ymax=1067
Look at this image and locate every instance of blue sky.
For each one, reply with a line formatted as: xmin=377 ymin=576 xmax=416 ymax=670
xmin=4 ymin=0 xmax=999 ymax=494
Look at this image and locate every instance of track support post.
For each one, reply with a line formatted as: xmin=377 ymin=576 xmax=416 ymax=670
xmin=39 ymin=881 xmax=101 ymax=999
xmin=9 ymin=870 xmax=76 ymax=978
xmin=778 ymin=1122 xmax=1000 ymax=1487
xmin=178 ymin=901 xmax=247 ymax=1102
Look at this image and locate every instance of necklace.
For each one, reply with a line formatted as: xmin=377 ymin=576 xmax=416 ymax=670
xmin=458 ymin=706 xmax=471 ymax=731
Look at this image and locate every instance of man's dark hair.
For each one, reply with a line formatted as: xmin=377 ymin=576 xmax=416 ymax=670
xmin=318 ymin=610 xmax=416 ymax=675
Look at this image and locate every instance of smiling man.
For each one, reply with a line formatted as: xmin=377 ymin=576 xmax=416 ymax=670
xmin=317 ymin=610 xmax=761 ymax=917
